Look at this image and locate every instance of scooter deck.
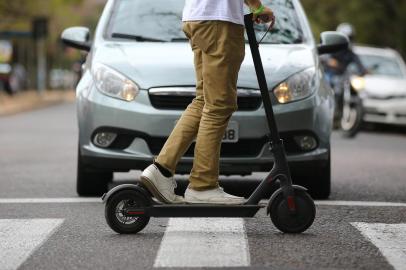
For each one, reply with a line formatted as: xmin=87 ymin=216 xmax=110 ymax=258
xmin=127 ymin=204 xmax=264 ymax=218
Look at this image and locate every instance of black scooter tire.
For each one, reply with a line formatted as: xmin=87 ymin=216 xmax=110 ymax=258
xmin=269 ymin=189 xmax=316 ymax=233
xmin=105 ymin=189 xmax=150 ymax=234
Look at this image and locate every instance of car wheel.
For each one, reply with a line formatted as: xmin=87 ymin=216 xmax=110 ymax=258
xmin=292 ymin=151 xmax=331 ymax=200
xmin=308 ymin=156 xmax=331 ymax=200
xmin=77 ymin=146 xmax=113 ymax=197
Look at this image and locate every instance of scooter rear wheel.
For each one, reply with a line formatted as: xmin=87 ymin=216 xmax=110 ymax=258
xmin=105 ymin=189 xmax=150 ymax=234
xmin=269 ymin=189 xmax=315 ymax=233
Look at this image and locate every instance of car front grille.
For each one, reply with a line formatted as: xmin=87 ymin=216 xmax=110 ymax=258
xmin=91 ymin=128 xmax=319 ymax=157
xmin=368 ymin=95 xmax=406 ymax=100
xmin=149 ymin=87 xmax=262 ymax=111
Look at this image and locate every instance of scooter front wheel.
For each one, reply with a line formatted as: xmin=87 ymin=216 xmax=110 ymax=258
xmin=105 ymin=189 xmax=150 ymax=234
xmin=269 ymin=189 xmax=315 ymax=233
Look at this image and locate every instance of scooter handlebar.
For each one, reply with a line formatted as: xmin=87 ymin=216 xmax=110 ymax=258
xmin=257 ymin=14 xmax=276 ymax=28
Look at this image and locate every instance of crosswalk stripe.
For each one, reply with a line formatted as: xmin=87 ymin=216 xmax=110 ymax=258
xmin=154 ymin=218 xmax=250 ymax=268
xmin=351 ymin=222 xmax=406 ymax=270
xmin=0 ymin=219 xmax=64 ymax=270
xmin=316 ymin=200 xmax=406 ymax=207
xmin=0 ymin=198 xmax=101 ymax=203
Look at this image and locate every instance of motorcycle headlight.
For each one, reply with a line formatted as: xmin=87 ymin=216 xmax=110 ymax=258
xmin=273 ymin=67 xmax=317 ymax=104
xmin=351 ymin=76 xmax=365 ymax=92
xmin=92 ymin=63 xmax=139 ymax=101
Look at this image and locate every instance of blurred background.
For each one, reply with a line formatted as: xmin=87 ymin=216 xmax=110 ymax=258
xmin=0 ymin=0 xmax=405 ymax=95
xmin=0 ymin=0 xmax=105 ymax=94
xmin=0 ymin=2 xmax=405 ymax=268
xmin=304 ymin=0 xmax=406 ymax=57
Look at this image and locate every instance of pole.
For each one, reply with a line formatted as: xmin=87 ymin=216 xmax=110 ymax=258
xmin=32 ymin=17 xmax=48 ymax=93
xmin=36 ymin=38 xmax=46 ymax=93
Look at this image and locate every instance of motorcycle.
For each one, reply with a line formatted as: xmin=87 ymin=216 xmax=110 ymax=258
xmin=323 ymin=58 xmax=364 ymax=138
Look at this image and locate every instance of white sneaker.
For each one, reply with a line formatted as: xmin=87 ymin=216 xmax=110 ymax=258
xmin=184 ymin=186 xmax=245 ymax=205
xmin=140 ymin=164 xmax=184 ymax=204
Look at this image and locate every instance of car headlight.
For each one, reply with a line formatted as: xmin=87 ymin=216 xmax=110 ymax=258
xmin=92 ymin=63 xmax=139 ymax=101
xmin=351 ymin=76 xmax=365 ymax=92
xmin=273 ymin=67 xmax=317 ymax=104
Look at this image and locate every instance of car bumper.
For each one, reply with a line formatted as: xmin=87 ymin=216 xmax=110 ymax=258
xmin=363 ymin=98 xmax=406 ymax=126
xmin=78 ymin=84 xmax=332 ymax=173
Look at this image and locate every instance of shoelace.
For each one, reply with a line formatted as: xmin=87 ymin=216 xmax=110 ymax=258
xmin=171 ymin=178 xmax=177 ymax=189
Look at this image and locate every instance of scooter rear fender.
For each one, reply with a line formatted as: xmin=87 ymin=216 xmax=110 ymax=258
xmin=102 ymin=184 xmax=152 ymax=204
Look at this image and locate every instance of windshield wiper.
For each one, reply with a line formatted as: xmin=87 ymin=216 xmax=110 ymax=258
xmin=111 ymin=33 xmax=167 ymax=42
xmin=170 ymin=38 xmax=189 ymax=42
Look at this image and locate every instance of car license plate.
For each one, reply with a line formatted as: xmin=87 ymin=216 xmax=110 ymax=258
xmin=223 ymin=121 xmax=239 ymax=143
xmin=173 ymin=121 xmax=239 ymax=143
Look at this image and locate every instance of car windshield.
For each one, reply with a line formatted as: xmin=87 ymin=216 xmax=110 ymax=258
xmin=359 ymin=54 xmax=405 ymax=78
xmin=107 ymin=0 xmax=304 ymax=44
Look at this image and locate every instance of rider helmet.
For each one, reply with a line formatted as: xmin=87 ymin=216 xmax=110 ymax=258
xmin=336 ymin=23 xmax=355 ymax=42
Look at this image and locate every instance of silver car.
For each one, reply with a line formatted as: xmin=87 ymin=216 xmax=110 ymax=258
xmin=62 ymin=0 xmax=345 ymax=199
xmin=352 ymin=46 xmax=406 ymax=126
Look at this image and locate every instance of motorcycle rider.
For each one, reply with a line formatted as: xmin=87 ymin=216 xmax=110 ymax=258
xmin=321 ymin=23 xmax=367 ymax=137
xmin=322 ymin=23 xmax=367 ymax=79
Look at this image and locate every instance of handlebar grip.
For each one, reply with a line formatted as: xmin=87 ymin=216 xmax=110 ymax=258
xmin=258 ymin=14 xmax=270 ymax=21
xmin=258 ymin=14 xmax=276 ymax=28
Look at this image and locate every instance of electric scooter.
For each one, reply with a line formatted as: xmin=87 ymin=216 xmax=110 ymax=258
xmin=102 ymin=14 xmax=316 ymax=234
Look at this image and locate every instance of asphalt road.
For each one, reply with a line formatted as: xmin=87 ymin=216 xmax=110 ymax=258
xmin=0 ymin=103 xmax=405 ymax=270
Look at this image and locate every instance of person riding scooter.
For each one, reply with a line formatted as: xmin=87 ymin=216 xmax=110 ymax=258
xmin=104 ymin=12 xmax=316 ymax=235
xmin=140 ymin=0 xmax=275 ymax=205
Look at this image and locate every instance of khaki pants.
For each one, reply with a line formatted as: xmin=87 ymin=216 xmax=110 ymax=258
xmin=155 ymin=21 xmax=245 ymax=190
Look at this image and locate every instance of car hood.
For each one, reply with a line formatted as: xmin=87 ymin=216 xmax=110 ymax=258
xmin=93 ymin=42 xmax=315 ymax=90
xmin=363 ymin=75 xmax=406 ymax=98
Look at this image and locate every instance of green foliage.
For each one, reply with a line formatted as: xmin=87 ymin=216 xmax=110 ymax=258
xmin=301 ymin=0 xmax=406 ymax=57
xmin=0 ymin=0 xmax=82 ymax=28
xmin=0 ymin=0 xmax=104 ymax=68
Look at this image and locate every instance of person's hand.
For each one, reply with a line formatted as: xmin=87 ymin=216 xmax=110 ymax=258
xmin=253 ymin=6 xmax=275 ymax=27
xmin=327 ymin=58 xmax=339 ymax=69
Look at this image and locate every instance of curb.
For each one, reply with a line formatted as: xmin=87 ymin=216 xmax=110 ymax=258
xmin=0 ymin=90 xmax=75 ymax=117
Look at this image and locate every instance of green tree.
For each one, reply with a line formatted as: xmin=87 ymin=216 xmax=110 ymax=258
xmin=0 ymin=0 xmax=104 ymax=88
xmin=301 ymin=0 xmax=406 ymax=58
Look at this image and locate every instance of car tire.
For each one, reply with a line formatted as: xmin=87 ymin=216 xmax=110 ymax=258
xmin=292 ymin=151 xmax=331 ymax=200
xmin=308 ymin=156 xmax=331 ymax=200
xmin=77 ymin=146 xmax=113 ymax=197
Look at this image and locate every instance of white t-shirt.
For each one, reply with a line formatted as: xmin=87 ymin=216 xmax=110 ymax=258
xmin=182 ymin=0 xmax=245 ymax=25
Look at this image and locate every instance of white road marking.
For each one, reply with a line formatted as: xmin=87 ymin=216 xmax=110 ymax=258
xmin=315 ymin=200 xmax=406 ymax=207
xmin=351 ymin=223 xmax=406 ymax=270
xmin=0 ymin=198 xmax=101 ymax=204
xmin=0 ymin=219 xmax=64 ymax=270
xmin=154 ymin=218 xmax=250 ymax=268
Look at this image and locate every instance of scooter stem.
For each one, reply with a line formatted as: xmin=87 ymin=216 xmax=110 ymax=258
xmin=244 ymin=13 xmax=294 ymax=205
xmin=244 ymin=13 xmax=281 ymax=143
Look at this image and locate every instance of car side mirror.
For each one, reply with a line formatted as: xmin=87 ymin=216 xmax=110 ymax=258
xmin=61 ymin=27 xmax=91 ymax=52
xmin=317 ymin=31 xmax=349 ymax=55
